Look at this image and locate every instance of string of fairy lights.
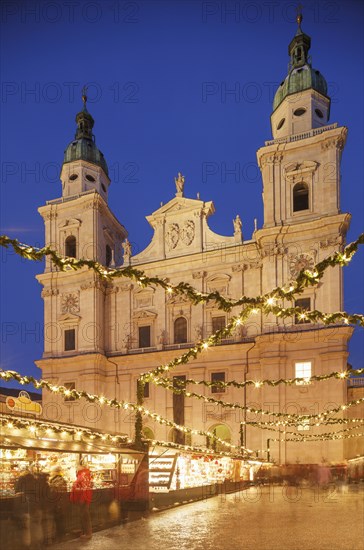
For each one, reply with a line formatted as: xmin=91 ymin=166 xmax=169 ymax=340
xmin=0 ymin=370 xmax=254 ymax=455
xmin=153 ymin=367 xmax=364 ymax=391
xmin=1 ymin=232 xmax=363 ymax=456
xmin=1 ymin=369 xmax=364 ymax=455
xmin=0 ymin=413 xmax=130 ymax=445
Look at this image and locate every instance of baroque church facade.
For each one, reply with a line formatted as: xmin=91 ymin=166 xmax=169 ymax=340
xmin=36 ymin=20 xmax=353 ymax=465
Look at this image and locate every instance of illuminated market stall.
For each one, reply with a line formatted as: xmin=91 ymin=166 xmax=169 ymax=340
xmin=0 ymin=412 xmax=147 ymax=546
xmin=148 ymin=444 xmax=261 ymax=510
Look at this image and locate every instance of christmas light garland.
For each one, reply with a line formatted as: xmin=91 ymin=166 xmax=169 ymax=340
xmin=1 ymin=369 xmax=363 ymax=426
xmin=1 ymin=234 xmax=363 ymax=385
xmin=150 ymin=367 xmax=364 ymax=392
xmin=1 ymin=233 xmax=363 ymax=454
xmin=143 ymin=439 xmax=258 ymax=459
xmin=0 ymin=413 xmax=130 ymax=445
xmin=1 ymin=233 xmax=363 ymax=313
xmin=139 ymin=374 xmax=364 ymax=421
xmin=241 ymin=418 xmax=364 ymax=430
xmin=271 ymin=432 xmax=364 ymax=443
xmin=0 ymin=370 xmax=254 ymax=455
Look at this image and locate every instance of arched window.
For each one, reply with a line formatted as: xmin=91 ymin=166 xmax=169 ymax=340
xmin=105 ymin=244 xmax=112 ymax=267
xmin=174 ymin=317 xmax=187 ymax=344
xmin=293 ymin=183 xmax=309 ymax=212
xmin=142 ymin=427 xmax=155 ymax=440
xmin=65 ymin=235 xmax=76 ymax=258
xmin=207 ymin=424 xmax=231 ymax=452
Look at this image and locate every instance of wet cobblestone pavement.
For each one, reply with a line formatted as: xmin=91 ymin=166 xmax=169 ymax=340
xmin=53 ymin=485 xmax=364 ymax=550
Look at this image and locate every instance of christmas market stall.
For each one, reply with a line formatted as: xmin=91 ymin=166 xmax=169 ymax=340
xmin=148 ymin=444 xmax=261 ymax=511
xmin=0 ymin=412 xmax=147 ymax=546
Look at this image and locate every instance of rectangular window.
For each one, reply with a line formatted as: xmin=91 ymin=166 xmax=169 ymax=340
xmin=212 ymin=316 xmax=226 ymax=333
xmin=295 ymin=361 xmax=312 ymax=384
xmin=211 ymin=372 xmax=226 ymax=393
xmin=139 ymin=326 xmax=151 ymax=348
xmin=64 ymin=382 xmax=76 ymax=402
xmin=295 ymin=298 xmax=311 ymax=324
xmin=143 ymin=382 xmax=150 ymax=399
xmin=64 ymin=329 xmax=75 ymax=351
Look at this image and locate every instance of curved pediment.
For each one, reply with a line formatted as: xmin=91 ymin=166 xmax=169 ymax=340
xmin=131 ymin=194 xmax=243 ymax=264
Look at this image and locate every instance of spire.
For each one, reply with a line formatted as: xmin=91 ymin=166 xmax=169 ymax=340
xmin=75 ymin=86 xmax=95 ymax=141
xmin=288 ymin=6 xmax=311 ymax=70
xmin=63 ymin=87 xmax=108 ymax=176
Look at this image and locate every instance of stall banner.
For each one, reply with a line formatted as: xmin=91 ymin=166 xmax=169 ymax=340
xmin=6 ymin=391 xmax=42 ymax=415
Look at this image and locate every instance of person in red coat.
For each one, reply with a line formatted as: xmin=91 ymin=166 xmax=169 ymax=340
xmin=70 ymin=463 xmax=93 ymax=539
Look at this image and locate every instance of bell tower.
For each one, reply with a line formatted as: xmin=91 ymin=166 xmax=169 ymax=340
xmin=257 ymin=12 xmax=348 ymax=229
xmin=37 ymin=96 xmax=127 ymax=361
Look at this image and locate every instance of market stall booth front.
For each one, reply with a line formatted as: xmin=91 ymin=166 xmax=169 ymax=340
xmin=148 ymin=444 xmax=260 ymax=510
xmin=0 ymin=413 xmax=147 ymax=547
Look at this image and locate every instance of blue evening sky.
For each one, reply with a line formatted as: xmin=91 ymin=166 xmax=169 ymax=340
xmin=0 ymin=0 xmax=363 ymax=390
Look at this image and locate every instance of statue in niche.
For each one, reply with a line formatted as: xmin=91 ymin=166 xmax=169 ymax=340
xmin=233 ymin=214 xmax=242 ymax=235
xmin=175 ymin=172 xmax=185 ymax=195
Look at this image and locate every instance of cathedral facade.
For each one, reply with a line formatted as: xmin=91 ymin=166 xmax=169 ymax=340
xmin=36 ymin=20 xmax=353 ymax=465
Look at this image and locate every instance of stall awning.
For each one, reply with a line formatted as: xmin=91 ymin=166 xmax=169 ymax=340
xmin=0 ymin=434 xmax=142 ymax=456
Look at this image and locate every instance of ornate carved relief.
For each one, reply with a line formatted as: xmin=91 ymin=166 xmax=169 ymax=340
xmin=180 ymin=220 xmax=195 ymax=245
xmin=41 ymin=288 xmax=59 ymax=298
xmin=166 ymin=223 xmax=180 ymax=249
xmin=289 ymin=254 xmax=315 ymax=278
xmin=105 ymin=285 xmax=119 ymax=295
xmin=45 ymin=212 xmax=58 ymax=221
xmin=165 ymin=220 xmax=195 ymax=250
xmin=321 ymin=138 xmax=338 ymax=151
xmin=319 ymin=236 xmax=343 ymax=249
xmin=83 ymin=196 xmax=103 ymax=212
xmin=192 ymin=271 xmax=206 ymax=279
xmin=232 ymin=264 xmax=248 ymax=272
xmin=119 ymin=283 xmax=134 ymax=292
xmin=132 ymin=310 xmax=157 ymax=319
xmin=247 ymin=261 xmax=261 ymax=270
xmin=80 ymin=280 xmax=107 ymax=291
xmin=61 ymin=292 xmax=80 ymax=314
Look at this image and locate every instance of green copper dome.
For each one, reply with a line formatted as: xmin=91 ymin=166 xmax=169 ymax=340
xmin=273 ymin=15 xmax=329 ymax=112
xmin=273 ymin=65 xmax=328 ymax=111
xmin=63 ymin=103 xmax=108 ymax=176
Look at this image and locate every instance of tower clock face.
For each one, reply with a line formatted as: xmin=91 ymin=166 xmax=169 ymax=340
xmin=289 ymin=254 xmax=315 ymax=278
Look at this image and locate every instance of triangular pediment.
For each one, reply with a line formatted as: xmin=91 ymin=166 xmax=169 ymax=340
xmin=57 ymin=312 xmax=81 ymax=326
xmin=132 ymin=310 xmax=157 ymax=319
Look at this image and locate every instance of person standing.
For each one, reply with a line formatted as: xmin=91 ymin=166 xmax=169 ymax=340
xmin=49 ymin=465 xmax=68 ymax=541
xmin=14 ymin=464 xmax=43 ymax=548
xmin=70 ymin=463 xmax=93 ymax=539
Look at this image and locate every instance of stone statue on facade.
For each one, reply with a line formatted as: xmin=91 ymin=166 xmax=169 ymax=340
xmin=122 ymin=239 xmax=132 ymax=264
xmin=159 ymin=329 xmax=168 ymax=345
xmin=233 ymin=214 xmax=242 ymax=234
xmin=175 ymin=172 xmax=185 ymax=196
